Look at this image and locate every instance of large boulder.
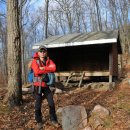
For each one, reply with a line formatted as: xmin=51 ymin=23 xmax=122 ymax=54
xmin=91 ymin=104 xmax=110 ymax=118
xmin=57 ymin=105 xmax=87 ymax=130
xmin=89 ymin=104 xmax=110 ymax=129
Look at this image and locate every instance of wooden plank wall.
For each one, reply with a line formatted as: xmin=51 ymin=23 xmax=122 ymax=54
xmin=112 ymin=43 xmax=118 ymax=76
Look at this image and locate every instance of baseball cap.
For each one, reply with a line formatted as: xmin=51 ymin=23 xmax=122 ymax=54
xmin=38 ymin=45 xmax=47 ymax=51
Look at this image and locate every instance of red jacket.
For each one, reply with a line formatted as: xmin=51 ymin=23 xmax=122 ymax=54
xmin=31 ymin=52 xmax=56 ymax=87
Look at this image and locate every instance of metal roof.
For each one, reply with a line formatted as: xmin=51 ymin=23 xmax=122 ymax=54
xmin=32 ymin=30 xmax=122 ymax=53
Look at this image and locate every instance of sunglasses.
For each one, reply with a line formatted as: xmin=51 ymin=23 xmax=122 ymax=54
xmin=39 ymin=50 xmax=47 ymax=53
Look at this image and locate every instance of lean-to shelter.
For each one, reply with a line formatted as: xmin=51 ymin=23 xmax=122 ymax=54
xmin=32 ymin=30 xmax=122 ymax=86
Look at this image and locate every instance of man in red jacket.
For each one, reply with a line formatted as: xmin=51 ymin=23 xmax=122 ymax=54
xmin=31 ymin=45 xmax=58 ymax=129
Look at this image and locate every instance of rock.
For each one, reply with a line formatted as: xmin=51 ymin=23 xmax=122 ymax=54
xmin=88 ymin=104 xmax=110 ymax=129
xmin=84 ymin=83 xmax=111 ymax=91
xmin=109 ymin=82 xmax=115 ymax=90
xmin=55 ymin=88 xmax=63 ymax=94
xmin=22 ymin=88 xmax=30 ymax=92
xmin=68 ymin=91 xmax=74 ymax=94
xmin=89 ymin=116 xmax=104 ymax=129
xmin=54 ymin=82 xmax=65 ymax=90
xmin=58 ymin=105 xmax=87 ymax=130
xmin=81 ymin=126 xmax=92 ymax=130
xmin=91 ymin=104 xmax=110 ymax=118
xmin=22 ymin=87 xmax=32 ymax=94
xmin=16 ymin=128 xmax=24 ymax=130
xmin=56 ymin=108 xmax=63 ymax=124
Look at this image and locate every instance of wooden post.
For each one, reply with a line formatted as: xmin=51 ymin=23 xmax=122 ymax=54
xmin=109 ymin=75 xmax=112 ymax=83
xmin=78 ymin=72 xmax=85 ymax=88
xmin=65 ymin=72 xmax=73 ymax=87
xmin=109 ymin=46 xmax=113 ymax=83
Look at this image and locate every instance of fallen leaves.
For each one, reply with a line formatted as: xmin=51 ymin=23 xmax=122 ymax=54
xmin=0 ymin=79 xmax=130 ymax=130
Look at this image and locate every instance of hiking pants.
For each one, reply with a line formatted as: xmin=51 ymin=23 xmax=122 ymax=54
xmin=34 ymin=87 xmax=57 ymax=123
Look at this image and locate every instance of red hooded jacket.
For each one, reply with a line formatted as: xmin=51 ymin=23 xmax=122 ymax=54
xmin=31 ymin=52 xmax=56 ymax=87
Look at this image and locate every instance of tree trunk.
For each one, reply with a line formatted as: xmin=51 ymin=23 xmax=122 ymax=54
xmin=45 ymin=0 xmax=49 ymax=39
xmin=94 ymin=0 xmax=102 ymax=31
xmin=1 ymin=33 xmax=8 ymax=84
xmin=7 ymin=0 xmax=22 ymax=107
xmin=19 ymin=0 xmax=27 ymax=84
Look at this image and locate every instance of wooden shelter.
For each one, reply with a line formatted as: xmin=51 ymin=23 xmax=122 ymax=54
xmin=32 ymin=30 xmax=122 ymax=87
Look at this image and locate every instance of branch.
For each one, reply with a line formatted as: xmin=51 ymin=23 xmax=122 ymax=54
xmin=0 ymin=13 xmax=6 ymax=18
xmin=0 ymin=0 xmax=6 ymax=4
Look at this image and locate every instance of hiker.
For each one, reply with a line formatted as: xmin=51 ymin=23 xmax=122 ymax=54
xmin=31 ymin=45 xmax=58 ymax=129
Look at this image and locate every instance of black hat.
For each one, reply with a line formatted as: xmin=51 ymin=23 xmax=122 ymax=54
xmin=38 ymin=45 xmax=47 ymax=51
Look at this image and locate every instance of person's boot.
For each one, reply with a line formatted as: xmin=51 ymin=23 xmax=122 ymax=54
xmin=37 ymin=122 xmax=43 ymax=130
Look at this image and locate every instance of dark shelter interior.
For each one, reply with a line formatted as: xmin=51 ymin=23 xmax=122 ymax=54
xmin=48 ymin=44 xmax=110 ymax=72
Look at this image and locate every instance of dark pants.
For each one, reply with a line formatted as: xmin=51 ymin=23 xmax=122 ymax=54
xmin=34 ymin=87 xmax=57 ymax=123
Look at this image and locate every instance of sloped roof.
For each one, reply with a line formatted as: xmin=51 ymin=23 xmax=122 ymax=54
xmin=32 ymin=30 xmax=122 ymax=53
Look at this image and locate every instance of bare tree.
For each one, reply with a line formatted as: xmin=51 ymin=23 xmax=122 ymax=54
xmin=0 ymin=0 xmax=7 ymax=84
xmin=0 ymin=28 xmax=7 ymax=83
xmin=45 ymin=0 xmax=49 ymax=38
xmin=49 ymin=5 xmax=69 ymax=35
xmin=94 ymin=0 xmax=102 ymax=31
xmin=19 ymin=0 xmax=26 ymax=85
xmin=83 ymin=0 xmax=98 ymax=31
xmin=7 ymin=0 xmax=22 ymax=106
xmin=55 ymin=0 xmax=74 ymax=33
xmin=108 ymin=0 xmax=118 ymax=29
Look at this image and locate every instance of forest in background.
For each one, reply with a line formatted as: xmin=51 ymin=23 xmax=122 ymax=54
xmin=0 ymin=0 xmax=130 ymax=106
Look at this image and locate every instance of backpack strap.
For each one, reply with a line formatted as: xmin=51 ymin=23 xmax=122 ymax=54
xmin=33 ymin=59 xmax=44 ymax=81
xmin=33 ymin=58 xmax=45 ymax=94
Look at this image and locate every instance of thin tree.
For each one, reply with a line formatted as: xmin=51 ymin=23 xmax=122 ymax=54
xmin=94 ymin=0 xmax=102 ymax=31
xmin=6 ymin=0 xmax=22 ymax=106
xmin=19 ymin=0 xmax=28 ymax=84
xmin=45 ymin=0 xmax=49 ymax=39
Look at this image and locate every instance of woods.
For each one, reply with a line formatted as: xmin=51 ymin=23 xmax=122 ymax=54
xmin=0 ymin=0 xmax=129 ymax=105
xmin=0 ymin=0 xmax=130 ymax=83
xmin=0 ymin=0 xmax=130 ymax=129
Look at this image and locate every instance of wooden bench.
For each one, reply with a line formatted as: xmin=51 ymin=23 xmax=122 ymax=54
xmin=55 ymin=71 xmax=110 ymax=87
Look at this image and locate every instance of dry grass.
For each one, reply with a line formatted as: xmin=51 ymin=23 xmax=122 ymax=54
xmin=103 ymin=117 xmax=114 ymax=129
xmin=0 ymin=102 xmax=9 ymax=115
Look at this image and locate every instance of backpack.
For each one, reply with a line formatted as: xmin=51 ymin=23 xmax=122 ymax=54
xmin=47 ymin=72 xmax=56 ymax=85
xmin=27 ymin=59 xmax=34 ymax=83
xmin=28 ymin=69 xmax=34 ymax=83
xmin=27 ymin=59 xmax=56 ymax=86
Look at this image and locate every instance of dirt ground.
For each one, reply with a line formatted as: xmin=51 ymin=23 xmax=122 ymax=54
xmin=0 ymin=78 xmax=130 ymax=130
